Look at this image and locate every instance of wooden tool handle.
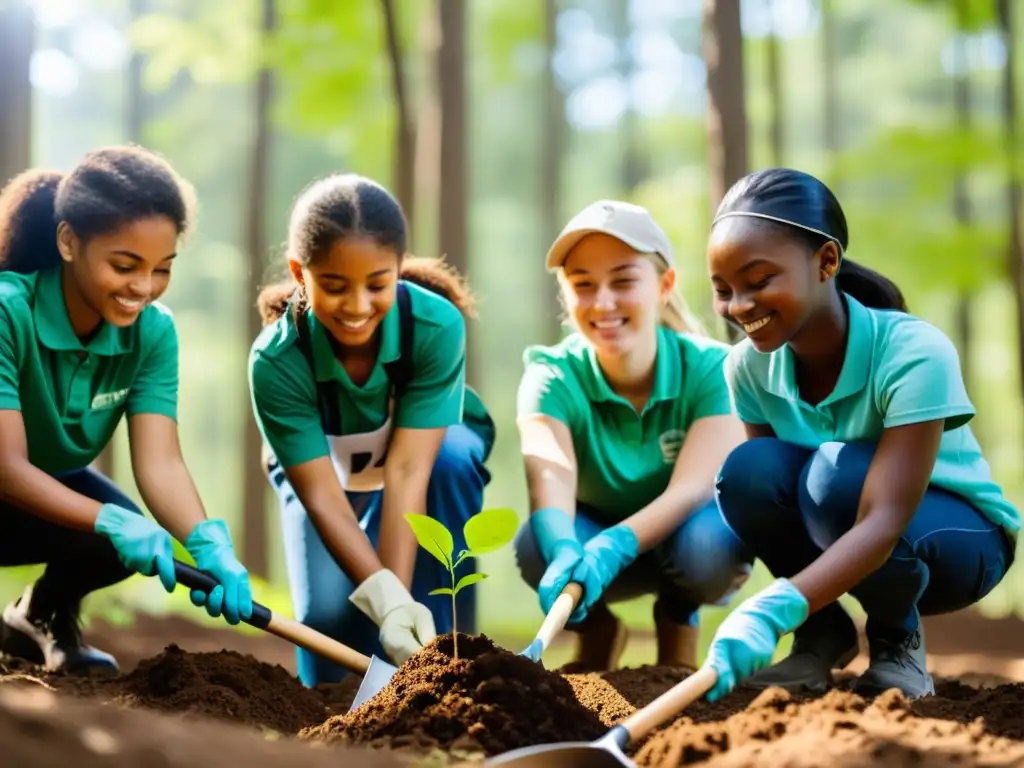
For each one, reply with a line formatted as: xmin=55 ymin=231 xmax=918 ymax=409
xmin=173 ymin=560 xmax=372 ymax=675
xmin=620 ymin=665 xmax=718 ymax=742
xmin=533 ymin=582 xmax=583 ymax=651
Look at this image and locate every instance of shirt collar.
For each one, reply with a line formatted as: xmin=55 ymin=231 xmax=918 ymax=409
xmin=584 ymin=324 xmax=682 ymax=405
xmin=308 ymin=297 xmax=401 ymax=382
xmin=764 ymin=292 xmax=872 ymax=405
xmin=33 ymin=268 xmax=132 ymax=356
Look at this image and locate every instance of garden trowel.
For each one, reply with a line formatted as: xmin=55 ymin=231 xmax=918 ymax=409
xmin=173 ymin=560 xmax=397 ymax=711
xmin=484 ymin=665 xmax=718 ymax=767
xmin=519 ymin=582 xmax=583 ymax=663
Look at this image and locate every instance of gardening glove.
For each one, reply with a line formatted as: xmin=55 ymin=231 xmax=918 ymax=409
xmin=569 ymin=525 xmax=639 ymax=622
xmin=94 ymin=503 xmax=177 ymax=593
xmin=184 ymin=519 xmax=254 ymax=626
xmin=705 ymin=578 xmax=810 ymax=702
xmin=350 ymin=568 xmax=437 ymax=665
xmin=532 ymin=507 xmax=585 ymax=617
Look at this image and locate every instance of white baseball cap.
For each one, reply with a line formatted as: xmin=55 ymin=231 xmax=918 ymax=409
xmin=545 ymin=199 xmax=675 ymax=272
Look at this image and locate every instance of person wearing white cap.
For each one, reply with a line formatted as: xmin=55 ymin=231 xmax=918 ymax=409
xmin=512 ymin=199 xmax=754 ymax=671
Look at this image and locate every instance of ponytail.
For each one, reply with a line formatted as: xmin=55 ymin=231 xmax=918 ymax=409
xmin=836 ymin=258 xmax=907 ymax=312
xmin=255 ymin=254 xmax=478 ymax=327
xmin=0 ymin=170 xmax=63 ymax=274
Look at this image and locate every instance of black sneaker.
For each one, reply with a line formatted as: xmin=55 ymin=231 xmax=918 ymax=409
xmin=0 ymin=585 xmax=119 ymax=676
xmin=743 ymin=602 xmax=859 ymax=693
xmin=851 ymin=623 xmax=934 ymax=699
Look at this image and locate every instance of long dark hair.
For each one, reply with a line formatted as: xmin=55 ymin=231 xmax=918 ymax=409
xmin=0 ymin=145 xmax=196 ymax=274
xmin=713 ymin=168 xmax=907 ymax=312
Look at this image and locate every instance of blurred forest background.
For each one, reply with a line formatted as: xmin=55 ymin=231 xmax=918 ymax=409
xmin=1 ymin=0 xmax=1023 ymax=665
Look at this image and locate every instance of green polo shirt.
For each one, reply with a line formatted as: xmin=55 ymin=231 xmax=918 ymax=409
xmin=0 ymin=267 xmax=179 ymax=474
xmin=517 ymin=326 xmax=733 ymax=523
xmin=726 ymin=292 xmax=1021 ymax=539
xmin=249 ymin=280 xmax=494 ymax=469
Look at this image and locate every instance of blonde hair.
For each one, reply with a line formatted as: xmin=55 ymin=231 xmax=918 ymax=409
xmin=647 ymin=255 xmax=706 ymax=336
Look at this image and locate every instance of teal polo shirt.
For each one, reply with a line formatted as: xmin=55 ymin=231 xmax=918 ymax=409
xmin=517 ymin=326 xmax=733 ymax=523
xmin=0 ymin=267 xmax=179 ymax=474
xmin=726 ymin=292 xmax=1021 ymax=539
xmin=249 ymin=279 xmax=493 ymax=469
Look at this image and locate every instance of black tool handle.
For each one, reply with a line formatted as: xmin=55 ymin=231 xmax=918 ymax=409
xmin=174 ymin=560 xmax=272 ymax=630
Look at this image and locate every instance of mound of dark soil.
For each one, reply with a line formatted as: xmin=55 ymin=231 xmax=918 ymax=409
xmin=53 ymin=644 xmax=329 ymax=734
xmin=301 ymin=633 xmax=607 ymax=757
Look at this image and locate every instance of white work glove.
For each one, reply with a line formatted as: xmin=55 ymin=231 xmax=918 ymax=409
xmin=349 ymin=568 xmax=437 ymax=665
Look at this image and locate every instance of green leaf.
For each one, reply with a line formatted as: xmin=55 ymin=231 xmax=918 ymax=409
xmin=453 ymin=572 xmax=488 ymax=595
xmin=463 ymin=507 xmax=520 ymax=557
xmin=429 ymin=587 xmax=455 ymax=596
xmin=404 ymin=513 xmax=454 ymax=569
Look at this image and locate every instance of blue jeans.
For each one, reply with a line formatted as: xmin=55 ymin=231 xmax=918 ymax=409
xmin=273 ymin=424 xmax=490 ymax=686
xmin=514 ymin=499 xmax=754 ymax=626
xmin=715 ymin=438 xmax=1015 ymax=635
xmin=0 ymin=467 xmax=141 ymax=610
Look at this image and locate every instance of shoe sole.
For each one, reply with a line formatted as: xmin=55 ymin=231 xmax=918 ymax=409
xmin=0 ymin=620 xmax=47 ymax=666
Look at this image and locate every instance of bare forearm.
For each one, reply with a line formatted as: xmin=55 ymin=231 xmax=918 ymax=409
xmin=623 ymin=484 xmax=711 ymax=552
xmin=307 ymin=496 xmax=383 ymax=584
xmin=0 ymin=460 xmax=102 ymax=531
xmin=789 ymin=518 xmax=897 ymax=614
xmin=135 ymin=460 xmax=207 ymax=542
xmin=378 ymin=471 xmax=429 ymax=589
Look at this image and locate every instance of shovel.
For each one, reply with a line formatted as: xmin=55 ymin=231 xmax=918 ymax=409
xmin=173 ymin=561 xmax=397 ymax=711
xmin=484 ymin=664 xmax=718 ymax=767
xmin=519 ymin=582 xmax=583 ymax=662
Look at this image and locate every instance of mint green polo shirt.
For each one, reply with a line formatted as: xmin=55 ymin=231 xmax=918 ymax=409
xmin=249 ymin=280 xmax=493 ymax=469
xmin=725 ymin=293 xmax=1021 ymax=539
xmin=517 ymin=326 xmax=733 ymax=523
xmin=0 ymin=267 xmax=179 ymax=474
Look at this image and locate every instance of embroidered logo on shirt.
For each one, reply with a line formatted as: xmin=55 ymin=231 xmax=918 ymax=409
xmin=658 ymin=429 xmax=685 ymax=464
xmin=91 ymin=388 xmax=130 ymax=410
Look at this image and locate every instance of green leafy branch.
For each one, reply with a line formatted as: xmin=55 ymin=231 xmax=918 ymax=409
xmin=404 ymin=507 xmax=519 ymax=659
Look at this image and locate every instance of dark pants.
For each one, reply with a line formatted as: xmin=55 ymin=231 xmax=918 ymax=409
xmin=715 ymin=438 xmax=1014 ymax=635
xmin=0 ymin=467 xmax=139 ymax=611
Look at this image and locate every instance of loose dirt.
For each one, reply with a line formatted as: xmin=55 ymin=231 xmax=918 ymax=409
xmin=5 ymin=613 xmax=1024 ymax=766
xmin=302 ymin=633 xmax=608 ymax=756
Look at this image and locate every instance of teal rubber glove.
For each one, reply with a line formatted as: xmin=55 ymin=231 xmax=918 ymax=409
xmin=532 ymin=507 xmax=585 ymax=617
xmin=184 ymin=519 xmax=254 ymax=626
xmin=569 ymin=525 xmax=639 ymax=622
xmin=705 ymin=578 xmax=810 ymax=702
xmin=94 ymin=503 xmax=176 ymax=593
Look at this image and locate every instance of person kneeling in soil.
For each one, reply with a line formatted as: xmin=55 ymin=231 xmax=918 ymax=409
xmin=703 ymin=168 xmax=1019 ymax=702
xmin=249 ymin=173 xmax=495 ymax=686
xmin=514 ymin=200 xmax=754 ymax=671
xmin=0 ymin=147 xmax=254 ymax=675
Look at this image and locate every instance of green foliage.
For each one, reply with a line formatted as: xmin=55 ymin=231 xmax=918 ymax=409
xmin=405 ymin=508 xmax=518 ymax=657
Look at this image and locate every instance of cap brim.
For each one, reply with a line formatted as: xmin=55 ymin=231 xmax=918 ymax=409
xmin=545 ymin=227 xmax=668 ymax=271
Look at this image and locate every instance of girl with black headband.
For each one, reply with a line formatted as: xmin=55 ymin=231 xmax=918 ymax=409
xmin=702 ymin=168 xmax=1018 ymax=701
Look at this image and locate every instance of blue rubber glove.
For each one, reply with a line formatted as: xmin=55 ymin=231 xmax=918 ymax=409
xmin=705 ymin=578 xmax=810 ymax=702
xmin=94 ymin=503 xmax=177 ymax=593
xmin=569 ymin=525 xmax=639 ymax=622
xmin=532 ymin=507 xmax=585 ymax=617
xmin=184 ymin=519 xmax=254 ymax=626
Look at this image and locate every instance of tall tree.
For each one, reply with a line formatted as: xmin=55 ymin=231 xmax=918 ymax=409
xmin=241 ymin=0 xmax=277 ymax=579
xmin=0 ymin=1 xmax=33 ymax=188
xmin=997 ymin=0 xmax=1024 ymax=408
xmin=381 ymin=0 xmax=416 ymax=231
xmin=821 ymin=0 xmax=839 ymax=174
xmin=765 ymin=0 xmax=784 ymax=165
xmin=613 ymin=0 xmax=644 ymax=192
xmin=540 ymin=0 xmax=565 ymax=344
xmin=437 ymin=0 xmax=474 ymax=383
xmin=702 ymin=0 xmax=749 ymax=341
xmin=950 ymin=0 xmax=974 ymax=391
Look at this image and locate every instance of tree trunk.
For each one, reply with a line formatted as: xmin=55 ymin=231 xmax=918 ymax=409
xmin=997 ymin=0 xmax=1024 ymax=407
xmin=437 ymin=0 xmax=474 ymax=384
xmin=765 ymin=0 xmax=783 ymax=165
xmin=821 ymin=0 xmax=839 ymax=170
xmin=540 ymin=0 xmax=564 ymax=344
xmin=613 ymin=0 xmax=643 ymax=192
xmin=241 ymin=0 xmax=276 ymax=579
xmin=0 ymin=4 xmax=34 ymax=190
xmin=952 ymin=0 xmax=973 ymax=392
xmin=702 ymin=0 xmax=749 ymax=341
xmin=380 ymin=0 xmax=416 ymax=231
